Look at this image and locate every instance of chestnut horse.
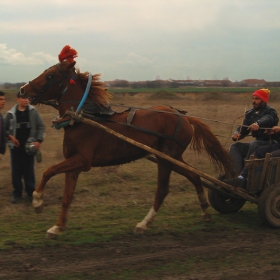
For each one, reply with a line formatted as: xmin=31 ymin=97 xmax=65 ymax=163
xmin=20 ymin=47 xmax=233 ymax=239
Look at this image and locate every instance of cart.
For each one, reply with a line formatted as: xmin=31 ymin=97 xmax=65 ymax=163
xmin=203 ymin=153 xmax=280 ymax=228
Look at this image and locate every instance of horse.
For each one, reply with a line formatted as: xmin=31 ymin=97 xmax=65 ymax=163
xmin=20 ymin=46 xmax=234 ymax=239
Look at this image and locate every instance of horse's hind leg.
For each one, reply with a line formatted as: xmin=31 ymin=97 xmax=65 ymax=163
xmin=146 ymin=156 xmax=210 ymax=221
xmin=46 ymin=170 xmax=81 ymax=239
xmin=171 ymin=160 xmax=210 ymax=221
xmin=135 ymin=159 xmax=172 ymax=233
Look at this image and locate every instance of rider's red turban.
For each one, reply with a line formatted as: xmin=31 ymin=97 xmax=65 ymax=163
xmin=58 ymin=45 xmax=78 ymax=63
xmin=252 ymin=88 xmax=270 ymax=103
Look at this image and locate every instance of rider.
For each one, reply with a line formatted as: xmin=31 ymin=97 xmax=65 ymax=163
xmin=228 ymin=88 xmax=278 ymax=177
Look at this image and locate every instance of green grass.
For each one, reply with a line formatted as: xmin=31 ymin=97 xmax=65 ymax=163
xmin=0 ymin=193 xmax=261 ymax=250
xmin=1 ymin=92 xmax=280 ymax=279
xmin=0 ymin=152 xmax=263 ymax=249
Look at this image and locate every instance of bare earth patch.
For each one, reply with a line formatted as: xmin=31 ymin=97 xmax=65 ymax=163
xmin=0 ymin=229 xmax=280 ymax=280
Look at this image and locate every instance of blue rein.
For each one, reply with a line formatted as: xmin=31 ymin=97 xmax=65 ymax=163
xmin=76 ymin=72 xmax=92 ymax=114
xmin=55 ymin=72 xmax=93 ymax=128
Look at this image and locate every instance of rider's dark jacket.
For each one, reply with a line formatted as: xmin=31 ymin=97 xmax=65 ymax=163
xmin=234 ymin=104 xmax=279 ymax=141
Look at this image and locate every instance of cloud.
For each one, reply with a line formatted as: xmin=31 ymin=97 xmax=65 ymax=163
xmin=0 ymin=1 xmax=236 ymax=35
xmin=0 ymin=44 xmax=56 ymax=66
xmin=1 ymin=0 xmax=280 ymax=82
xmin=117 ymin=53 xmax=156 ymax=66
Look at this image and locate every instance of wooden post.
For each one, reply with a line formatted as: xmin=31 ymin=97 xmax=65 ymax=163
xmin=259 ymin=153 xmax=271 ymax=189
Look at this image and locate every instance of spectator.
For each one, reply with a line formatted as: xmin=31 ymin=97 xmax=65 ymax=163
xmin=5 ymin=92 xmax=45 ymax=203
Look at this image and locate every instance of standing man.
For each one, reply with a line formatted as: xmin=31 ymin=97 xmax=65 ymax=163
xmin=5 ymin=92 xmax=45 ymax=203
xmin=229 ymin=88 xmax=278 ymax=174
xmin=0 ymin=91 xmax=6 ymax=155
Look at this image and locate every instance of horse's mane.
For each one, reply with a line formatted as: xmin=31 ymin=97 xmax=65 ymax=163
xmin=76 ymin=69 xmax=112 ymax=107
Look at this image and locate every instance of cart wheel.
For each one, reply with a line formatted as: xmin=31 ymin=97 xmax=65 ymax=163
xmin=208 ymin=189 xmax=246 ymax=214
xmin=258 ymin=184 xmax=280 ymax=228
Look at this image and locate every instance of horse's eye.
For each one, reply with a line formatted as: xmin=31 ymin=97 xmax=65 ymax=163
xmin=46 ymin=74 xmax=54 ymax=81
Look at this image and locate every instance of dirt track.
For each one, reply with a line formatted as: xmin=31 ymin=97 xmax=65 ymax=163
xmin=1 ymin=227 xmax=280 ymax=280
xmin=1 ymin=93 xmax=280 ymax=279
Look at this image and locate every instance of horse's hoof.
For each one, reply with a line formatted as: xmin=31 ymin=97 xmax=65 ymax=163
xmin=34 ymin=204 xmax=44 ymax=214
xmin=46 ymin=232 xmax=58 ymax=239
xmin=32 ymin=191 xmax=44 ymax=213
xmin=202 ymin=212 xmax=211 ymax=222
xmin=133 ymin=227 xmax=146 ymax=234
xmin=46 ymin=225 xmax=64 ymax=239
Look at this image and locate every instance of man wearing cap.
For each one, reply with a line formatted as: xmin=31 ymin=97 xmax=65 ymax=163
xmin=229 ymin=88 xmax=279 ymax=175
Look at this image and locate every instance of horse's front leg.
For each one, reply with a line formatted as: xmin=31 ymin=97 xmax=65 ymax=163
xmin=32 ymin=165 xmax=61 ymax=213
xmin=32 ymin=155 xmax=88 ymax=213
xmin=46 ymin=170 xmax=81 ymax=239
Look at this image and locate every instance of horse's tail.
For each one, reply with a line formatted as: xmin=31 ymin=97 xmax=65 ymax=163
xmin=186 ymin=116 xmax=234 ymax=178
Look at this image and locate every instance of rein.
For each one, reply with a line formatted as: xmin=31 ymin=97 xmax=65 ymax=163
xmin=75 ymin=72 xmax=92 ymax=114
xmin=109 ymin=104 xmax=275 ymax=130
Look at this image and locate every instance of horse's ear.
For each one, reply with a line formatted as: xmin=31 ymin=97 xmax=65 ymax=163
xmin=68 ymin=61 xmax=76 ymax=69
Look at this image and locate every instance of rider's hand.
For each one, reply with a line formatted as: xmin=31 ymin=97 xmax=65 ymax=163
xmin=271 ymin=126 xmax=280 ymax=133
xmin=232 ymin=133 xmax=241 ymax=141
xmin=264 ymin=126 xmax=280 ymax=135
xmin=248 ymin=122 xmax=259 ymax=131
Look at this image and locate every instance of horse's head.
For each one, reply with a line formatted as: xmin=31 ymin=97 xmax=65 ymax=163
xmin=20 ymin=45 xmax=111 ymax=113
xmin=20 ymin=60 xmax=77 ymax=107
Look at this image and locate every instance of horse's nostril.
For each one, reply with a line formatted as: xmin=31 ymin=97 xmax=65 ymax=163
xmin=20 ymin=88 xmax=24 ymax=95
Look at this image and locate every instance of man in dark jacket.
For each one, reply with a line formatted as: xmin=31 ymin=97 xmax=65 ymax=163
xmin=229 ymin=88 xmax=278 ymax=174
xmin=0 ymin=91 xmax=6 ymax=155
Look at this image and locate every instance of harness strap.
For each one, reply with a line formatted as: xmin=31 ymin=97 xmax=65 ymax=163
xmin=173 ymin=110 xmax=182 ymax=139
xmin=81 ymin=112 xmax=186 ymax=148
xmin=127 ymin=108 xmax=138 ymax=125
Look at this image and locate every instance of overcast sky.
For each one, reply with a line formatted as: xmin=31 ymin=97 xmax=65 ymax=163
xmin=1 ymin=0 xmax=280 ymax=83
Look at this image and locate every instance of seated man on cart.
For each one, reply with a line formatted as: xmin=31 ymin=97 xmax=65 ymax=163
xmin=228 ymin=88 xmax=278 ymax=177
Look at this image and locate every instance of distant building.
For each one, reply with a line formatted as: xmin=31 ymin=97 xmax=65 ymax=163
xmin=202 ymin=79 xmax=232 ymax=87
xmin=235 ymin=79 xmax=266 ymax=87
xmin=101 ymin=77 xmax=280 ymax=89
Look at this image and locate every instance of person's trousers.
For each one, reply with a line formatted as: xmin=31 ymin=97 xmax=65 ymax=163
xmin=10 ymin=148 xmax=35 ymax=198
xmin=229 ymin=139 xmax=273 ymax=174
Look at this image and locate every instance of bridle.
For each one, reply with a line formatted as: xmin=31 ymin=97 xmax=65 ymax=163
xmin=20 ymin=63 xmax=75 ymax=108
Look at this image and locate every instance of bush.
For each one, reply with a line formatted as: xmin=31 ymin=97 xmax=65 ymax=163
xmin=148 ymin=90 xmax=180 ymax=100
